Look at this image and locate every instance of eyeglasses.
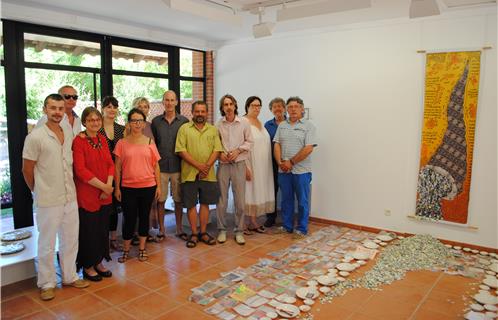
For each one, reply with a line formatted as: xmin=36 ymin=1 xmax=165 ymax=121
xmin=63 ymin=94 xmax=79 ymax=100
xmin=129 ymin=119 xmax=145 ymax=124
xmin=85 ymin=118 xmax=102 ymax=123
xmin=250 ymin=104 xmax=262 ymax=108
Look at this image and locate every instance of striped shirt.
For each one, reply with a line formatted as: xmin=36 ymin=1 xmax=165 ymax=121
xmin=273 ymin=118 xmax=317 ymax=174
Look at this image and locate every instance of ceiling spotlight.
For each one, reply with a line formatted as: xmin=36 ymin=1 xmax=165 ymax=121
xmin=409 ymin=0 xmax=441 ymax=18
xmin=252 ymin=7 xmax=275 ymax=38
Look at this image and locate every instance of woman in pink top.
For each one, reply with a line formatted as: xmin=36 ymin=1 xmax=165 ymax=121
xmin=114 ymin=108 xmax=161 ymax=263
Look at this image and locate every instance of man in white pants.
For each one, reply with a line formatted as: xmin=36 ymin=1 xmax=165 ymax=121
xmin=22 ymin=93 xmax=89 ymax=301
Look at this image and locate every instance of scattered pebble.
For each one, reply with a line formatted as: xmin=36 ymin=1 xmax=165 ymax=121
xmin=470 ymin=304 xmax=485 ymax=311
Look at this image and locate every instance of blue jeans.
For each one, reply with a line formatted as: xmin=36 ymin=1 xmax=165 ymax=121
xmin=278 ymin=172 xmax=312 ymax=234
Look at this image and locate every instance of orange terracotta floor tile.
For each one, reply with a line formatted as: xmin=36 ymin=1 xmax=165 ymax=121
xmin=145 ymin=248 xmax=184 ymax=267
xmin=1 ymin=295 xmax=44 ymax=319
xmin=311 ymin=302 xmax=356 ymax=319
xmin=117 ymin=292 xmax=181 ymax=319
xmin=92 ymin=280 xmax=149 ymax=305
xmin=156 ymin=277 xmax=202 ymax=304
xmin=433 ymin=273 xmax=480 ymax=294
xmin=191 ymin=247 xmax=236 ymax=264
xmin=163 ymin=256 xmax=213 ymax=276
xmin=417 ymin=288 xmax=470 ymax=318
xmin=189 ymin=265 xmax=226 ymax=283
xmin=411 ymin=307 xmax=463 ymax=320
xmin=48 ymin=293 xmax=112 ymax=319
xmin=108 ymin=258 xmax=158 ymax=278
xmin=131 ymin=267 xmax=183 ymax=290
xmin=17 ymin=309 xmax=57 ymax=320
xmin=155 ymin=305 xmax=217 ymax=320
xmin=86 ymin=307 xmax=136 ymax=320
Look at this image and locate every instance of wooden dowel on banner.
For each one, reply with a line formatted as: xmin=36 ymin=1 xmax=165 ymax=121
xmin=407 ymin=215 xmax=479 ymax=231
xmin=483 ymin=45 xmax=493 ymax=50
xmin=417 ymin=50 xmax=426 ymax=53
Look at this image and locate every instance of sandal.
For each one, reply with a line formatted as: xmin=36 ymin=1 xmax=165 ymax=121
xmin=118 ymin=250 xmax=129 ymax=263
xmin=186 ymin=234 xmax=198 ymax=248
xmin=175 ymin=232 xmax=188 ymax=241
xmin=138 ymin=249 xmax=148 ymax=262
xmin=199 ymin=232 xmax=216 ymax=245
xmin=155 ymin=233 xmax=165 ymax=243
xmin=146 ymin=235 xmax=155 ymax=243
xmin=248 ymin=226 xmax=266 ymax=234
xmin=243 ymin=229 xmax=254 ymax=236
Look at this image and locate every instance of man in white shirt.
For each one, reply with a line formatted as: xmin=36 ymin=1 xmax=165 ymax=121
xmin=36 ymin=85 xmax=82 ymax=137
xmin=23 ymin=93 xmax=89 ymax=301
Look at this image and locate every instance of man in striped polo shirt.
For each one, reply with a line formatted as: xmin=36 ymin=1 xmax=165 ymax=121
xmin=273 ymin=96 xmax=317 ymax=239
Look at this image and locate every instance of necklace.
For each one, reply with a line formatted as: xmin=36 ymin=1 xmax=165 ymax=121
xmin=84 ymin=131 xmax=102 ymax=149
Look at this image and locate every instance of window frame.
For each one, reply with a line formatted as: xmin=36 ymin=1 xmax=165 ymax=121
xmin=2 ymin=19 xmax=207 ymax=228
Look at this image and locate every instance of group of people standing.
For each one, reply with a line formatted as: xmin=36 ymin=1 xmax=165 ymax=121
xmin=21 ymin=85 xmax=316 ymax=301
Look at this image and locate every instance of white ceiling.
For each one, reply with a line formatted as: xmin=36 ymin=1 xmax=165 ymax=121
xmin=2 ymin=0 xmax=496 ymax=45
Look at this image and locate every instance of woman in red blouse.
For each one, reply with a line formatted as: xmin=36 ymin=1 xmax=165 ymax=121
xmin=73 ymin=107 xmax=115 ymax=281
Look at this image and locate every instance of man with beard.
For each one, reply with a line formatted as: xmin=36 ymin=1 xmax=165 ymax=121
xmin=151 ymin=90 xmax=189 ymax=242
xmin=36 ymin=85 xmax=82 ymax=137
xmin=22 ymin=94 xmax=89 ymax=301
xmin=175 ymin=101 xmax=223 ymax=248
xmin=215 ymin=94 xmax=253 ymax=245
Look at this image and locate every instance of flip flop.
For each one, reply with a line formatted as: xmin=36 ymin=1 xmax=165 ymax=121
xmin=175 ymin=232 xmax=188 ymax=241
xmin=248 ymin=226 xmax=266 ymax=233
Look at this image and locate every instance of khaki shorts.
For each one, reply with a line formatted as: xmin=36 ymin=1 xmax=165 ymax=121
xmin=159 ymin=172 xmax=181 ymax=203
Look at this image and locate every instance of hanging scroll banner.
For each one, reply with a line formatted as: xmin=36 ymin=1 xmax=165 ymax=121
xmin=415 ymin=51 xmax=481 ymax=224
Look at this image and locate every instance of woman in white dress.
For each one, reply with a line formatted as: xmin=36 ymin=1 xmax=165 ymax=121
xmin=243 ymin=96 xmax=275 ymax=233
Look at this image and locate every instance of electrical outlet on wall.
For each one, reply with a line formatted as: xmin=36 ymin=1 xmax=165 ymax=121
xmin=384 ymin=209 xmax=391 ymax=216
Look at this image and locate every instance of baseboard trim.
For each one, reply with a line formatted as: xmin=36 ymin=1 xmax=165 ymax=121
xmin=309 ymin=216 xmax=498 ymax=254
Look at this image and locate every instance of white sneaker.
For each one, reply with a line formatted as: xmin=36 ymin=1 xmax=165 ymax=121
xmin=292 ymin=230 xmax=307 ymax=240
xmin=234 ymin=233 xmax=246 ymax=245
xmin=274 ymin=226 xmax=291 ymax=234
xmin=217 ymin=231 xmax=227 ymax=243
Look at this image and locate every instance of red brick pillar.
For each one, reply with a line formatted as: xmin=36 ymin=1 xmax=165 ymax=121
xmin=205 ymin=51 xmax=214 ymax=124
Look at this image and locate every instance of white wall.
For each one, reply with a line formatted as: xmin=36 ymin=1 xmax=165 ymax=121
xmin=215 ymin=9 xmax=497 ymax=248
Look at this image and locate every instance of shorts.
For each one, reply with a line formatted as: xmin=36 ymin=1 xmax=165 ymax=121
xmin=181 ymin=180 xmax=220 ymax=209
xmin=159 ymin=172 xmax=181 ymax=203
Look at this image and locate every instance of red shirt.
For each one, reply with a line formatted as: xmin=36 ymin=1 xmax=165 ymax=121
xmin=73 ymin=133 xmax=115 ymax=212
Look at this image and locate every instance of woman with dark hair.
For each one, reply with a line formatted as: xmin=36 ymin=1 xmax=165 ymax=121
xmin=114 ymin=108 xmax=161 ymax=262
xmin=73 ymin=107 xmax=114 ymax=281
xmin=243 ymin=96 xmax=275 ymax=234
xmin=100 ymin=96 xmax=126 ymax=251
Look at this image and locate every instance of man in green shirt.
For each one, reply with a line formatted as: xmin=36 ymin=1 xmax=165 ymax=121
xmin=175 ymin=101 xmax=223 ymax=248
